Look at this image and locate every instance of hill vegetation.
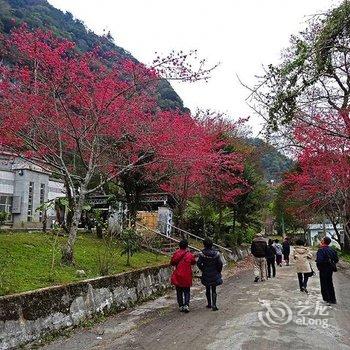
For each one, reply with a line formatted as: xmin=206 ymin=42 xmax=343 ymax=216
xmin=0 ymin=0 xmax=185 ymax=111
xmin=247 ymin=138 xmax=293 ymax=182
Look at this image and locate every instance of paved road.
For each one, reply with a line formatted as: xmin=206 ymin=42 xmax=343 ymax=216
xmin=42 ymin=257 xmax=350 ymax=350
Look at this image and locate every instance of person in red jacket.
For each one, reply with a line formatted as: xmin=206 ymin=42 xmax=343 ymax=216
xmin=170 ymin=240 xmax=196 ymax=313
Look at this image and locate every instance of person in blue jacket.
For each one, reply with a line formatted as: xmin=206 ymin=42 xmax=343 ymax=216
xmin=316 ymin=236 xmax=339 ymax=304
xmin=197 ymin=238 xmax=223 ymax=311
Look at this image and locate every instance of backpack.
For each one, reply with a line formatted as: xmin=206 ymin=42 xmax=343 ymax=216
xmin=325 ymin=249 xmax=337 ymax=272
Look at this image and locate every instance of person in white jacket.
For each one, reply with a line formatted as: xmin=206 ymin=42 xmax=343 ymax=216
xmin=293 ymin=239 xmax=313 ymax=293
xmin=273 ymin=239 xmax=283 ymax=267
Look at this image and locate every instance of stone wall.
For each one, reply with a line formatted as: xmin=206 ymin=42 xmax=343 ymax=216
xmin=227 ymin=244 xmax=251 ymax=262
xmin=0 ymin=265 xmax=172 ymax=350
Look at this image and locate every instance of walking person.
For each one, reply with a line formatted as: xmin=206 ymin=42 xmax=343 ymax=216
xmin=316 ymin=236 xmax=339 ymax=305
xmin=251 ymin=233 xmax=267 ymax=282
xmin=266 ymin=239 xmax=276 ymax=278
xmin=170 ymin=240 xmax=196 ymax=313
xmin=282 ymin=237 xmax=291 ymax=266
xmin=273 ymin=239 xmax=283 ymax=267
xmin=293 ymin=239 xmax=313 ymax=293
xmin=197 ymin=238 xmax=223 ymax=311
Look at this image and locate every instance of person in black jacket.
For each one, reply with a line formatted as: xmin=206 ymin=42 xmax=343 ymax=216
xmin=282 ymin=237 xmax=291 ymax=266
xmin=197 ymin=238 xmax=223 ymax=311
xmin=251 ymin=233 xmax=267 ymax=282
xmin=316 ymin=236 xmax=339 ymax=304
xmin=266 ymin=239 xmax=276 ymax=278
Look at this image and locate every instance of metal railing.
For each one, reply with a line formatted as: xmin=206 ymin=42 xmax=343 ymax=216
xmin=135 ymin=222 xmax=201 ymax=253
xmin=169 ymin=224 xmax=233 ymax=254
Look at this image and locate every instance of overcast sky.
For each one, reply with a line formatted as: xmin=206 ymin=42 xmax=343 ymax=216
xmin=49 ymin=0 xmax=337 ymax=135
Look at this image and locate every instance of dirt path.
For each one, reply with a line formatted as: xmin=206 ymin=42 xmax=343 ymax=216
xmin=41 ymin=257 xmax=350 ymax=350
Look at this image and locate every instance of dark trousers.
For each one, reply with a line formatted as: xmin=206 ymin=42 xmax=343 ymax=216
xmin=176 ymin=287 xmax=190 ymax=307
xmin=319 ymin=269 xmax=336 ymax=303
xmin=276 ymin=255 xmax=282 ymax=265
xmin=206 ymin=286 xmax=217 ymax=307
xmin=297 ymin=273 xmax=309 ymax=290
xmin=283 ymin=253 xmax=290 ymax=264
xmin=267 ymin=258 xmax=276 ymax=278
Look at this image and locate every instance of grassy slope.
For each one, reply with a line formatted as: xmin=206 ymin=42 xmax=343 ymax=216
xmin=339 ymin=251 xmax=350 ymax=263
xmin=0 ymin=232 xmax=168 ymax=296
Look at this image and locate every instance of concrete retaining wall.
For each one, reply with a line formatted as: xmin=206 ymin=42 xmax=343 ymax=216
xmin=227 ymin=244 xmax=251 ymax=262
xmin=0 ymin=245 xmax=251 ymax=350
xmin=0 ymin=265 xmax=171 ymax=350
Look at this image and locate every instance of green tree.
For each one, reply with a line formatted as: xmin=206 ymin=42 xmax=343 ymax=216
xmin=185 ymin=196 xmax=233 ymax=240
xmin=272 ymin=180 xmax=313 ymax=236
xmin=230 ymin=163 xmax=269 ymax=243
xmin=249 ymin=0 xmax=350 ymax=136
xmin=0 ymin=211 xmax=8 ymax=227
xmin=120 ymin=228 xmax=141 ymax=266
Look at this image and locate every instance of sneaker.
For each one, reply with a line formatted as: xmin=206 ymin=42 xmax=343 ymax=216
xmin=254 ymin=277 xmax=259 ymax=283
xmin=212 ymin=306 xmax=219 ymax=311
xmin=304 ymin=288 xmax=309 ymax=294
xmin=206 ymin=304 xmax=212 ymax=309
xmin=183 ymin=305 xmax=190 ymax=313
xmin=179 ymin=306 xmax=184 ymax=312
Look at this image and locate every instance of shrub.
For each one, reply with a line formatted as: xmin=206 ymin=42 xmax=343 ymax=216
xmin=120 ymin=228 xmax=141 ymax=266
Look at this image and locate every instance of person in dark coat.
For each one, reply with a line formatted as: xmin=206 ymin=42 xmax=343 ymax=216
xmin=170 ymin=240 xmax=196 ymax=313
xmin=266 ymin=239 xmax=276 ymax=278
xmin=282 ymin=237 xmax=291 ymax=266
xmin=316 ymin=236 xmax=339 ymax=305
xmin=197 ymin=238 xmax=223 ymax=311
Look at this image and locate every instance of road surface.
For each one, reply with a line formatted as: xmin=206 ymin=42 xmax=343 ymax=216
xmin=41 ymin=257 xmax=350 ymax=350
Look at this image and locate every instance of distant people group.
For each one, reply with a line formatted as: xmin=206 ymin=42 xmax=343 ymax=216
xmin=250 ymin=233 xmax=339 ymax=304
xmin=170 ymin=233 xmax=339 ymax=313
xmin=250 ymin=235 xmax=291 ymax=282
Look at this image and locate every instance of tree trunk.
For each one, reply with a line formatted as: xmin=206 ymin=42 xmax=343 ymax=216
xmin=342 ymin=200 xmax=350 ymax=252
xmin=42 ymin=210 xmax=47 ymax=233
xmin=175 ymin=202 xmax=186 ymax=238
xmin=96 ymin=224 xmax=103 ymax=239
xmin=344 ymin=220 xmax=350 ymax=252
xmin=127 ymin=248 xmax=130 ymax=266
xmin=61 ymin=191 xmax=85 ymax=265
xmin=232 ymin=209 xmax=236 ymax=237
xmin=214 ymin=207 xmax=223 ymax=243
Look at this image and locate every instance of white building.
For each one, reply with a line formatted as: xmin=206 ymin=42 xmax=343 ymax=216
xmin=0 ymin=153 xmax=65 ymax=228
xmin=307 ymin=222 xmax=343 ymax=248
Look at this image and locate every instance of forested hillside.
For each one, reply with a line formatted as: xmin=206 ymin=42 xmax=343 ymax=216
xmin=247 ymin=138 xmax=293 ymax=182
xmin=0 ymin=0 xmax=185 ymax=111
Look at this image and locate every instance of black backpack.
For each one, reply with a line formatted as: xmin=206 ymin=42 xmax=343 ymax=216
xmin=326 ymin=249 xmax=337 ymax=272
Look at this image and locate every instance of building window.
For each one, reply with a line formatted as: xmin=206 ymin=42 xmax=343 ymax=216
xmin=39 ymin=184 xmax=45 ymax=222
xmin=0 ymin=195 xmax=13 ymax=221
xmin=27 ymin=182 xmax=34 ymax=222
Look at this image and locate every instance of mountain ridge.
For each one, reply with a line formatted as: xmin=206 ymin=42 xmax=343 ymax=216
xmin=0 ymin=0 xmax=186 ymax=111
